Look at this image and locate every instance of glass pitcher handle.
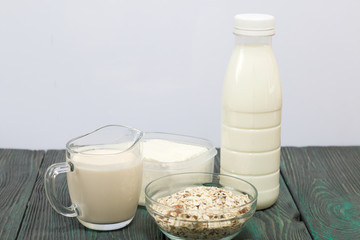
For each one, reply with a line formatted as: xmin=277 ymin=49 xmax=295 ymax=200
xmin=44 ymin=162 xmax=78 ymax=217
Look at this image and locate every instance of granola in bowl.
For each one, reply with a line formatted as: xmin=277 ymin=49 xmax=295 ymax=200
xmin=145 ymin=173 xmax=257 ymax=240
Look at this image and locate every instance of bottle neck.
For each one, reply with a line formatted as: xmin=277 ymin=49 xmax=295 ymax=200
xmin=234 ymin=35 xmax=272 ymax=45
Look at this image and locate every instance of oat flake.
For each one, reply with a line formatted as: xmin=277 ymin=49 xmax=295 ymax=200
xmin=151 ymin=186 xmax=251 ymax=239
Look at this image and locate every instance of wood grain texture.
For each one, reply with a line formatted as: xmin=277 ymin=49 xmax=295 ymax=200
xmin=236 ymin=176 xmax=311 ymax=240
xmin=217 ymin=149 xmax=311 ymax=240
xmin=281 ymin=147 xmax=360 ymax=239
xmin=0 ymin=149 xmax=44 ymax=240
xmin=17 ymin=148 xmax=312 ymax=239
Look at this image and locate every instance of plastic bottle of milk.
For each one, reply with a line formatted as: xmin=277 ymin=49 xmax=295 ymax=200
xmin=221 ymin=14 xmax=282 ymax=210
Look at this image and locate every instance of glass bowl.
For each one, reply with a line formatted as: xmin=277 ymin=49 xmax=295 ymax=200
xmin=145 ymin=172 xmax=257 ymax=240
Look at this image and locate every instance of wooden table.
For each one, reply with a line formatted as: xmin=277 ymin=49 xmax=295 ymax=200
xmin=1 ymin=147 xmax=359 ymax=239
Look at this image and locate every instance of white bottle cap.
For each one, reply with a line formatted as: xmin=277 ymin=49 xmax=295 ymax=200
xmin=234 ymin=14 xmax=275 ymax=36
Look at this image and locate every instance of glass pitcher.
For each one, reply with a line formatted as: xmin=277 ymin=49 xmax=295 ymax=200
xmin=44 ymin=125 xmax=143 ymax=231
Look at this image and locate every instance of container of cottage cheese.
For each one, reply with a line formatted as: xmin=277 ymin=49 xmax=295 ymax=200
xmin=139 ymin=132 xmax=217 ymax=205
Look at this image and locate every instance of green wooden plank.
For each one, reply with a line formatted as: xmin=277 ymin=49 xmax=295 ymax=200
xmin=237 ymin=176 xmax=311 ymax=240
xmin=281 ymin=147 xmax=360 ymax=239
xmin=18 ymin=149 xmax=311 ymax=239
xmin=0 ymin=149 xmax=44 ymax=240
xmin=214 ymin=149 xmax=310 ymax=240
xmin=216 ymin=148 xmax=311 ymax=239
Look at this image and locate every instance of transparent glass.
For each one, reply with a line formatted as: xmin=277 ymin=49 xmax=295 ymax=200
xmin=145 ymin=172 xmax=257 ymax=240
xmin=44 ymin=125 xmax=143 ymax=231
xmin=139 ymin=132 xmax=217 ymax=206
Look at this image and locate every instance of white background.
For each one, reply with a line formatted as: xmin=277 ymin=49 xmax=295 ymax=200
xmin=1 ymin=0 xmax=359 ymax=149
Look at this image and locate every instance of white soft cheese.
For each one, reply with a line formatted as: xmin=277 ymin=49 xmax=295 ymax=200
xmin=143 ymin=139 xmax=207 ymax=162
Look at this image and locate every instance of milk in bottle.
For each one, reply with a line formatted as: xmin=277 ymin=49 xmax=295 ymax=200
xmin=221 ymin=14 xmax=282 ymax=209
